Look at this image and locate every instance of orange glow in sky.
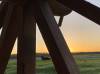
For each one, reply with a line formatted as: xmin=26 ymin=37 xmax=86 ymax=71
xmin=11 ymin=11 xmax=100 ymax=54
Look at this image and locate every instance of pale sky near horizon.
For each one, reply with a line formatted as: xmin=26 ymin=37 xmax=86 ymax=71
xmin=11 ymin=0 xmax=100 ymax=54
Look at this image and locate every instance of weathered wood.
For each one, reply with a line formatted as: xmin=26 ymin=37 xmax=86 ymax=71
xmin=57 ymin=0 xmax=100 ymax=25
xmin=33 ymin=0 xmax=80 ymax=74
xmin=0 ymin=4 xmax=18 ymax=74
xmin=17 ymin=1 xmax=36 ymax=74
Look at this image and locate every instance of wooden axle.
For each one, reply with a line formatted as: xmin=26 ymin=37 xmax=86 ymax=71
xmin=0 ymin=0 xmax=72 ymax=16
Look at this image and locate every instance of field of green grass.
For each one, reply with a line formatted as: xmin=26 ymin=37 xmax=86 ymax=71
xmin=5 ymin=53 xmax=100 ymax=74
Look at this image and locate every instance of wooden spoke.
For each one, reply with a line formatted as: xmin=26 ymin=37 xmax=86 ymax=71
xmin=0 ymin=2 xmax=8 ymax=28
xmin=17 ymin=1 xmax=36 ymax=74
xmin=0 ymin=3 xmax=19 ymax=74
xmin=32 ymin=0 xmax=80 ymax=74
xmin=0 ymin=0 xmax=97 ymax=74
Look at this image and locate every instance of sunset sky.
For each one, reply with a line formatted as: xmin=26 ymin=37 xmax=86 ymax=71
xmin=11 ymin=0 xmax=100 ymax=54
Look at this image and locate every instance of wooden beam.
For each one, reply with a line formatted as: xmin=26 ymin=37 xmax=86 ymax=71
xmin=0 ymin=4 xmax=18 ymax=74
xmin=57 ymin=0 xmax=100 ymax=25
xmin=17 ymin=1 xmax=36 ymax=74
xmin=33 ymin=0 xmax=80 ymax=74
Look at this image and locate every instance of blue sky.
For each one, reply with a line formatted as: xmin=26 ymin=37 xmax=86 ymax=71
xmin=86 ymin=0 xmax=100 ymax=7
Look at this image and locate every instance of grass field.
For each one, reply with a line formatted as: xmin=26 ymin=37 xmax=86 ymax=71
xmin=5 ymin=53 xmax=100 ymax=74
